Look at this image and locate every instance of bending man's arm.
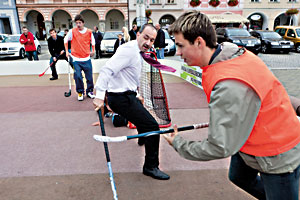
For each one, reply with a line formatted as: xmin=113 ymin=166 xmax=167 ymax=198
xmin=171 ymin=80 xmax=261 ymax=161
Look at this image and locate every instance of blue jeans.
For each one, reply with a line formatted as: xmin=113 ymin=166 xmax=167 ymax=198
xmin=26 ymin=51 xmax=38 ymax=61
xmin=156 ymin=48 xmax=164 ymax=59
xmin=229 ymin=153 xmax=300 ymax=200
xmin=73 ymin=59 xmax=94 ymax=94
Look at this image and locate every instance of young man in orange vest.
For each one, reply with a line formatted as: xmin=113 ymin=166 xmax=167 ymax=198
xmin=64 ymin=14 xmax=95 ymax=101
xmin=164 ymin=11 xmax=300 ymax=200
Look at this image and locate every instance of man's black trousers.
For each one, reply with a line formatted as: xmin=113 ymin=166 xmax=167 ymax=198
xmin=107 ymin=92 xmax=160 ymax=169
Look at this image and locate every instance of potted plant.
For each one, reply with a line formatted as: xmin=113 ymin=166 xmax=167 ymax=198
xmin=145 ymin=9 xmax=152 ymax=18
xmin=209 ymin=0 xmax=220 ymax=7
xmin=190 ymin=0 xmax=201 ymax=7
xmin=285 ymin=8 xmax=299 ymax=16
xmin=228 ymin=0 xmax=238 ymax=6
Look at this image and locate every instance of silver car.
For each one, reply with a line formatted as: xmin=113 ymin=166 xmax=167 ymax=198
xmin=100 ymin=31 xmax=122 ymax=56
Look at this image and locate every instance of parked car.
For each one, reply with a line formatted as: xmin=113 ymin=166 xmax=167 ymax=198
xmin=274 ymin=26 xmax=300 ymax=53
xmin=163 ymin=29 xmax=176 ymax=56
xmin=0 ymin=34 xmax=8 ymax=42
xmin=100 ymin=31 xmax=122 ymax=56
xmin=216 ymin=28 xmax=261 ymax=54
xmin=250 ymin=30 xmax=294 ymax=54
xmin=0 ymin=34 xmax=41 ymax=59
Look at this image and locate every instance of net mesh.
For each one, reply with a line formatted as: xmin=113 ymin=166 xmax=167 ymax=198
xmin=139 ymin=61 xmax=171 ymax=128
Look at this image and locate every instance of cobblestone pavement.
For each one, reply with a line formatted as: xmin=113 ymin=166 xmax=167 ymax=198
xmin=258 ymin=52 xmax=300 ymax=69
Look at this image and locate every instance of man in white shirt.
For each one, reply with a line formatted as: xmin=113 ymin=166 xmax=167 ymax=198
xmin=93 ymin=24 xmax=170 ymax=180
xmin=64 ymin=14 xmax=95 ymax=101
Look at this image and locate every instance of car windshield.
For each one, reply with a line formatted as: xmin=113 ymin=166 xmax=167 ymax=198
xmin=296 ymin=28 xmax=300 ymax=37
xmin=163 ymin=30 xmax=170 ymax=39
xmin=103 ymin=32 xmax=122 ymax=40
xmin=261 ymin=32 xmax=282 ymax=39
xmin=2 ymin=35 xmax=20 ymax=43
xmin=227 ymin=29 xmax=250 ymax=37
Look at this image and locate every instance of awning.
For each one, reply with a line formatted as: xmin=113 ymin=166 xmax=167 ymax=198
xmin=206 ymin=12 xmax=249 ymax=24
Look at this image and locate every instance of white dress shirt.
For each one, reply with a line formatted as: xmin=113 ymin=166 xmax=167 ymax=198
xmin=95 ymin=40 xmax=143 ymax=100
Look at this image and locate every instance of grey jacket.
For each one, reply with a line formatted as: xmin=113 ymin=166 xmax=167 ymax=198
xmin=172 ymin=42 xmax=300 ymax=174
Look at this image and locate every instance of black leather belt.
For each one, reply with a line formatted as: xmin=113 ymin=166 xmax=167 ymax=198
xmin=107 ymin=91 xmax=137 ymax=96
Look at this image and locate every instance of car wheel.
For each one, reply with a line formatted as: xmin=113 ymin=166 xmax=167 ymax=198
xmin=19 ymin=48 xmax=25 ymax=59
xmin=261 ymin=44 xmax=268 ymax=54
xmin=296 ymin=44 xmax=300 ymax=53
xmin=37 ymin=46 xmax=41 ymax=54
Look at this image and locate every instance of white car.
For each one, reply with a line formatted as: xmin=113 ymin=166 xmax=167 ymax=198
xmin=0 ymin=34 xmax=41 ymax=59
xmin=0 ymin=34 xmax=8 ymax=42
xmin=163 ymin=29 xmax=176 ymax=56
xmin=101 ymin=31 xmax=122 ymax=56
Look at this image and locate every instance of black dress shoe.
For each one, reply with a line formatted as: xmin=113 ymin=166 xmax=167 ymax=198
xmin=50 ymin=77 xmax=58 ymax=80
xmin=143 ymin=167 xmax=170 ymax=180
xmin=138 ymin=138 xmax=145 ymax=146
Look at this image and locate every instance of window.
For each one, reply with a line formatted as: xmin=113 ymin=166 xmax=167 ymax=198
xmin=287 ymin=29 xmax=296 ymax=38
xmin=110 ymin=21 xmax=119 ymax=30
xmin=53 ymin=0 xmax=62 ymax=2
xmin=288 ymin=0 xmax=297 ymax=2
xmin=275 ymin=28 xmax=286 ymax=36
xmin=250 ymin=0 xmax=260 ymax=2
xmin=167 ymin=0 xmax=175 ymax=3
xmin=26 ymin=0 xmax=34 ymax=3
xmin=68 ymin=0 xmax=77 ymax=2
xmin=151 ymin=0 xmax=160 ymax=3
xmin=269 ymin=0 xmax=279 ymax=2
xmin=0 ymin=0 xmax=9 ymax=5
xmin=83 ymin=0 xmax=91 ymax=2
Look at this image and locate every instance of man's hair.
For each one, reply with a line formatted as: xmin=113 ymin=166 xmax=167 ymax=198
xmin=74 ymin=14 xmax=84 ymax=23
xmin=168 ymin=10 xmax=217 ymax=48
xmin=95 ymin=26 xmax=98 ymax=30
xmin=138 ymin=23 xmax=156 ymax=34
xmin=22 ymin=26 xmax=27 ymax=29
xmin=64 ymin=29 xmax=69 ymax=32
xmin=49 ymin=28 xmax=56 ymax=33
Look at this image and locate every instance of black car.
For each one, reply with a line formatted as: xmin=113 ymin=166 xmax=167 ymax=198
xmin=216 ymin=28 xmax=261 ymax=54
xmin=250 ymin=30 xmax=294 ymax=54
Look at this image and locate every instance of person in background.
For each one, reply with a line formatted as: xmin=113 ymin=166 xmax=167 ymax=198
xmin=93 ymin=26 xmax=103 ymax=59
xmin=64 ymin=14 xmax=95 ymax=101
xmin=113 ymin=33 xmax=125 ymax=53
xmin=129 ymin=24 xmax=137 ymax=40
xmin=64 ymin=29 xmax=71 ymax=53
xmin=43 ymin=28 xmax=46 ymax=40
xmin=122 ymin=27 xmax=130 ymax=42
xmin=154 ymin=24 xmax=165 ymax=59
xmin=19 ymin=26 xmax=39 ymax=61
xmin=164 ymin=10 xmax=300 ymax=200
xmin=47 ymin=28 xmax=70 ymax=80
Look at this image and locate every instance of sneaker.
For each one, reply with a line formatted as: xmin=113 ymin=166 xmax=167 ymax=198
xmin=105 ymin=112 xmax=113 ymax=118
xmin=78 ymin=93 xmax=84 ymax=101
xmin=87 ymin=92 xmax=95 ymax=99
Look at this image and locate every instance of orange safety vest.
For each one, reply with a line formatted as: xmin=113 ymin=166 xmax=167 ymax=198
xmin=201 ymin=50 xmax=300 ymax=157
xmin=71 ymin=28 xmax=92 ymax=58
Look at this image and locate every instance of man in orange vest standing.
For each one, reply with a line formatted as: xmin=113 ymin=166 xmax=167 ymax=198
xmin=64 ymin=14 xmax=95 ymax=101
xmin=164 ymin=11 xmax=300 ymax=200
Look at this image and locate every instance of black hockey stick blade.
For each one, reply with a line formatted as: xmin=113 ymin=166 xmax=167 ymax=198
xmin=64 ymin=90 xmax=71 ymax=97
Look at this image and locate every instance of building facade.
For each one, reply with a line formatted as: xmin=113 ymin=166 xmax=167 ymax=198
xmin=16 ymin=0 xmax=128 ymax=39
xmin=129 ymin=0 xmax=247 ymax=30
xmin=0 ymin=0 xmax=21 ymax=34
xmin=243 ymin=0 xmax=300 ymax=30
xmin=128 ymin=0 xmax=184 ymax=29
